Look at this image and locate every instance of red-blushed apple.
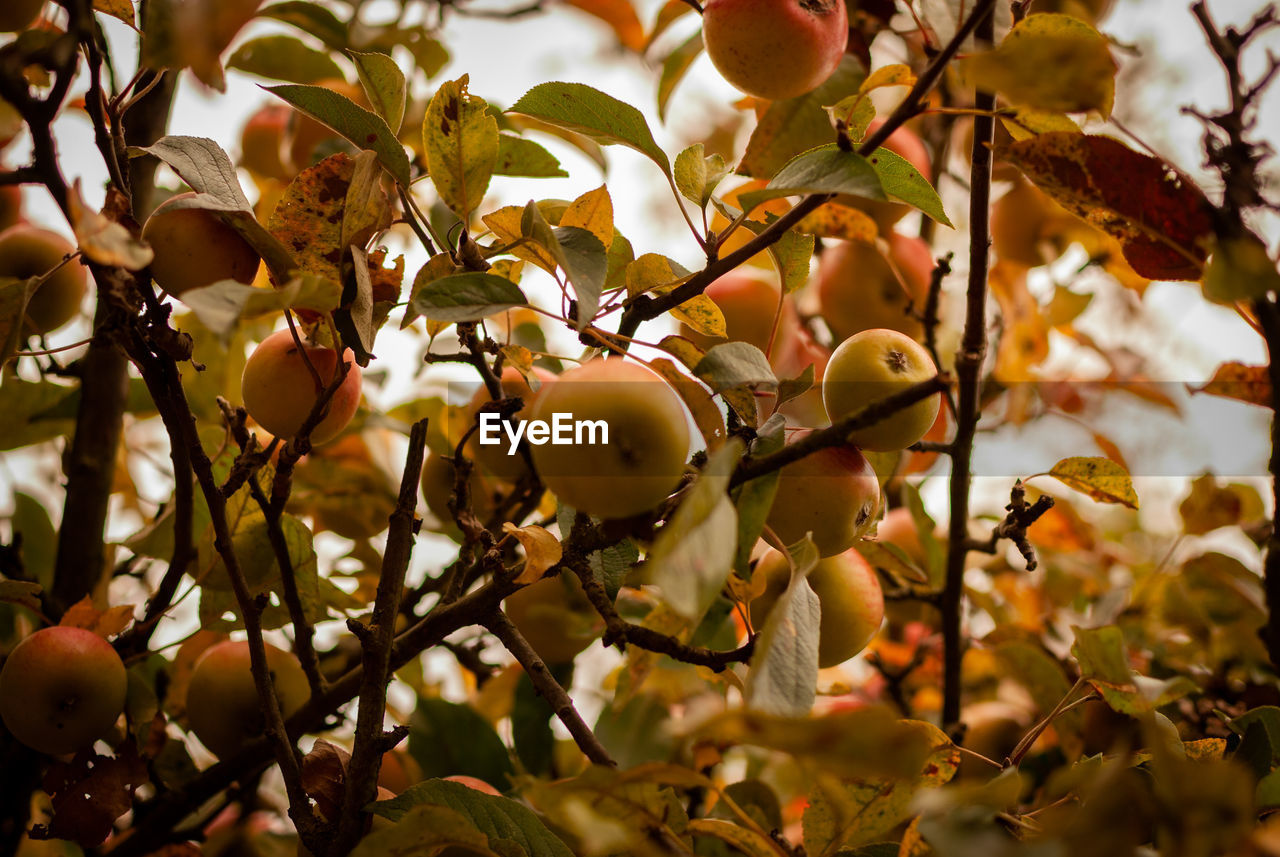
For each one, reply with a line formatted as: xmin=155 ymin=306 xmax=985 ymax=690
xmin=142 ymin=192 xmax=261 ymax=296
xmin=679 ymin=270 xmax=795 ymax=356
xmin=529 ymin=358 xmax=690 ymax=520
xmin=701 ymin=0 xmax=848 ymax=100
xmin=823 ymin=328 xmax=941 ymax=452
xmin=750 ymin=547 xmax=885 ymax=668
xmin=765 ymin=430 xmax=880 ymax=557
xmin=466 ymin=366 xmax=557 ymax=481
xmin=876 ymin=507 xmax=925 ymax=565
xmin=0 ymin=626 xmax=127 ymax=756
xmin=239 ymin=103 xmax=293 ymax=182
xmin=444 ymin=775 xmax=502 ymax=795
xmin=185 ymin=639 xmax=310 ymax=759
xmin=0 ymin=224 xmax=88 ymax=336
xmin=815 ymin=232 xmax=934 ymax=342
xmin=502 ymin=571 xmax=602 ymax=664
xmin=241 ymin=328 xmax=362 ymax=444
xmin=769 ymin=325 xmax=831 ymax=426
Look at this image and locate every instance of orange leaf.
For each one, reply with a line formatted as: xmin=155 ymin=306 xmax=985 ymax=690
xmin=59 ymin=597 xmax=135 ymax=638
xmin=564 ymin=0 xmax=645 ymax=51
xmin=502 ymin=523 xmax=563 ymax=585
xmin=1189 ymin=361 xmax=1272 ymax=409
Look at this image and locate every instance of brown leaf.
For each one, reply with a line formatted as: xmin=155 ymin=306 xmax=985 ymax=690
xmin=997 ymin=133 xmax=1215 ymax=281
xmin=69 ymin=180 xmax=153 ymax=271
xmin=302 ymin=739 xmax=351 ymax=821
xmin=59 ymin=597 xmax=135 ymax=638
xmin=268 ymin=153 xmax=358 ymax=284
xmin=37 ymin=744 xmax=148 ymax=847
xmin=1047 ymin=456 xmax=1139 ymax=509
xmin=990 ymin=261 xmax=1049 ymax=382
xmin=1189 ymin=361 xmax=1272 ymax=408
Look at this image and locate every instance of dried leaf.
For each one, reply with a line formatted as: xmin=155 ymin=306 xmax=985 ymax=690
xmin=503 ymin=524 xmax=564 ymax=585
xmin=1047 ymin=456 xmax=1138 ymax=509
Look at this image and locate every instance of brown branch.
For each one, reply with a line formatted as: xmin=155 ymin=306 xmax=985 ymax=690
xmin=964 ymin=481 xmax=1054 ymax=571
xmin=483 ymin=609 xmax=617 ymax=767
xmin=331 ymin=419 xmax=429 ymax=856
xmin=941 ymin=0 xmax=998 ymax=730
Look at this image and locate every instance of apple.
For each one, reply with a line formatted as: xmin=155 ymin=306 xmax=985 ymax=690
xmin=379 ymin=749 xmax=424 ymax=794
xmin=750 ymin=547 xmax=885 ymax=668
xmin=0 ymin=184 xmax=21 ymax=231
xmin=466 ymin=366 xmax=557 ymax=481
xmin=241 ymin=328 xmax=363 ymax=444
xmin=0 ymin=626 xmax=127 ymax=756
xmin=0 ymin=224 xmax=88 ymax=336
xmin=286 ymin=78 xmax=369 ymax=172
xmin=876 ymin=507 xmax=925 ymax=565
xmin=502 ymin=571 xmax=602 ymax=664
xmin=0 ymin=0 xmax=42 ymax=32
xmin=814 ymin=232 xmax=934 ymax=343
xmin=701 ymin=0 xmax=848 ymax=100
xmin=444 ymin=775 xmax=502 ymax=795
xmin=822 ymin=328 xmax=941 ymax=452
xmin=421 ymin=452 xmax=503 ymax=528
xmin=834 ymin=118 xmax=932 ymax=232
xmin=769 ymin=325 xmax=831 ymax=426
xmin=529 ymin=358 xmax=690 ymax=520
xmin=185 ymin=639 xmax=310 ymax=759
xmin=239 ymin=103 xmax=293 ymax=182
xmin=765 ymin=430 xmax=880 ymax=557
xmin=142 ymin=192 xmax=261 ymax=296
xmin=679 ymin=271 xmax=795 ymax=356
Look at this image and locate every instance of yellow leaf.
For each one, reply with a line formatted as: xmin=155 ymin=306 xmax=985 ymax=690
xmin=647 ymin=357 xmax=726 ymax=452
xmin=69 ymin=181 xmax=153 ymax=271
xmin=503 ymin=523 xmax=563 ymax=585
xmin=795 ymin=202 xmax=878 ymax=243
xmin=1188 ymin=361 xmax=1272 ymax=409
xmin=1048 ymin=456 xmax=1139 ymax=508
xmin=958 ymin=13 xmax=1117 ymax=116
xmin=1001 ymin=106 xmax=1081 ymax=141
xmin=671 ymin=294 xmax=727 ymax=338
xmin=424 ymin=75 xmax=499 ymax=221
xmin=1202 ymin=230 xmax=1280 ymax=305
xmin=59 ymin=597 xmax=136 ymax=638
xmin=858 ymin=63 xmax=916 ymax=95
xmin=94 ymin=0 xmax=137 ymax=27
xmin=482 ymin=205 xmax=557 ymax=274
xmin=560 ymin=184 xmax=614 ymax=248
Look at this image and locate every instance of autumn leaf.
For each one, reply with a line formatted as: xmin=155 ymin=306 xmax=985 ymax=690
xmin=504 ymin=523 xmax=564 ymax=585
xmin=60 ymin=596 xmax=136 ymax=638
xmin=1045 ymin=456 xmax=1139 ymax=509
xmin=1188 ymin=361 xmax=1272 ymax=408
xmin=68 ymin=182 xmax=153 ymax=271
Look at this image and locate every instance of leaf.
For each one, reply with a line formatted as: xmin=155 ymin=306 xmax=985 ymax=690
xmin=504 ymin=524 xmax=563 ymax=585
xmin=1179 ymin=474 xmax=1255 ymax=536
xmin=738 ymin=144 xmax=884 ymax=214
xmin=564 ymin=0 xmax=645 ymax=50
xmin=140 ymin=0 xmax=259 ymax=91
xmin=424 ymin=75 xmax=499 ymax=220
xmin=508 ymin=82 xmax=670 ymax=175
xmin=859 ymin=63 xmax=916 ymax=95
xmin=68 ymin=182 xmax=153 ymax=270
xmin=351 ymin=804 xmax=500 ymax=857
xmin=997 ymin=132 xmax=1215 ymax=281
xmin=1188 ymin=361 xmax=1272 ymax=408
xmin=1047 ymin=456 xmax=1138 ymax=509
xmin=561 ymin=185 xmax=614 ymax=249
xmin=693 ymin=342 xmax=777 ymax=393
xmin=647 ymin=357 xmax=728 ymax=452
xmin=1202 ymin=230 xmax=1280 ymax=304
xmin=518 ymin=202 xmax=608 ymax=327
xmin=1071 ymin=625 xmax=1196 ymax=715
xmin=674 ymin=143 xmax=730 ymax=209
xmin=266 ymin=83 xmax=412 ymax=186
xmin=350 ymin=50 xmax=407 ymax=134
xmin=178 ymin=277 xmax=341 ymax=338
xmin=795 ymin=203 xmax=879 ymax=243
xmin=958 ymin=13 xmax=1117 ymax=116
xmin=495 ymin=134 xmax=567 ymax=178
xmin=745 ymin=539 xmax=821 ymax=716
xmin=371 ymin=778 xmax=575 ymax=857
xmin=688 ymin=819 xmax=784 ymax=857
xmin=93 ymin=0 xmax=136 ymax=26
xmin=0 ymin=579 xmax=43 ymax=614
xmin=410 ymin=272 xmax=527 ymax=323
xmin=408 ymin=698 xmax=515 ymax=791
xmin=227 ymin=35 xmax=346 ymax=84
xmin=42 ymin=747 xmax=148 ymax=846
xmin=0 ymin=275 xmax=37 ymax=367
xmin=644 ymin=440 xmax=743 ymax=621
xmin=657 ymin=31 xmax=703 ymax=121
xmin=867 ymin=148 xmax=951 ymax=227
xmin=258 ymin=1 xmax=350 ymax=50
xmin=60 ymin=597 xmax=135 ymax=637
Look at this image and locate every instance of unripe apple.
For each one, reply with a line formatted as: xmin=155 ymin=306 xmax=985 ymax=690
xmin=750 ymin=547 xmax=884 ymax=668
xmin=466 ymin=366 xmax=557 ymax=481
xmin=239 ymin=103 xmax=293 ymax=182
xmin=815 ymin=232 xmax=933 ymax=342
xmin=679 ymin=271 xmax=795 ymax=356
xmin=702 ymin=0 xmax=848 ymax=100
xmin=765 ymin=431 xmax=880 ymax=557
xmin=0 ymin=224 xmax=88 ymax=336
xmin=823 ymin=329 xmax=941 ymax=452
xmin=185 ymin=639 xmax=309 ymax=759
xmin=502 ymin=571 xmax=602 ymax=664
xmin=529 ymin=359 xmax=690 ymax=520
xmin=834 ymin=119 xmax=932 ymax=231
xmin=241 ymin=328 xmax=362 ymax=444
xmin=0 ymin=626 xmax=127 ymax=756
xmin=0 ymin=0 xmax=43 ymax=32
xmin=421 ymin=452 xmax=502 ymax=528
xmin=142 ymin=192 xmax=261 ymax=296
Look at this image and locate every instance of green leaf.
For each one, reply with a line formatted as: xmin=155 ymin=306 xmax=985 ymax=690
xmin=350 ymin=50 xmax=407 ymax=135
xmin=658 ymin=30 xmax=702 ymax=122
xmin=594 ymin=693 xmax=675 ymax=769
xmin=177 ymin=276 xmax=341 ymax=339
xmin=0 ymin=275 xmax=37 ymax=368
xmin=495 ymin=134 xmax=568 ymax=178
xmin=508 ymin=82 xmax=670 ymax=176
xmin=738 ymin=144 xmax=884 ymax=214
xmin=518 ymin=202 xmax=608 ymax=327
xmin=353 ymin=804 xmax=499 ymax=857
xmin=409 ymin=272 xmax=527 ymax=322
xmin=693 ymin=342 xmax=777 ymax=394
xmin=1071 ymin=625 xmax=1195 ymax=714
xmin=424 ymin=75 xmax=498 ymax=219
xmin=733 ymin=415 xmax=785 ymax=576
xmin=674 ymin=142 xmax=729 ymax=209
xmin=868 ymin=147 xmax=951 ymax=227
xmin=226 ymin=35 xmax=345 ymax=84
xmin=258 ymin=1 xmax=349 ymax=50
xmin=408 ymin=699 xmax=515 ymax=791
xmin=11 ymin=493 xmax=56 ymax=590
xmin=644 ymin=440 xmax=743 ymax=622
xmin=0 ymin=379 xmax=77 ymax=451
xmin=266 ymin=83 xmax=411 ymax=186
xmin=745 ymin=539 xmax=821 ymax=716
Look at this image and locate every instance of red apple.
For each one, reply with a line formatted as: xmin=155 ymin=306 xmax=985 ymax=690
xmin=241 ymin=328 xmax=363 ymax=444
xmin=702 ymin=0 xmax=848 ymax=100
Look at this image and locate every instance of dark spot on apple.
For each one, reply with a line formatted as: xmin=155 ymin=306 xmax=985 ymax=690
xmin=886 ymin=349 xmax=909 ymax=373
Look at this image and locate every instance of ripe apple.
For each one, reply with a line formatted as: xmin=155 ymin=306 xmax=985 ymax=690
xmin=0 ymin=224 xmax=88 ymax=336
xmin=185 ymin=639 xmax=309 ymax=759
xmin=466 ymin=366 xmax=557 ymax=481
xmin=421 ymin=452 xmax=503 ymax=528
xmin=876 ymin=507 xmax=925 ymax=565
xmin=444 ymin=775 xmax=502 ymax=795
xmin=835 ymin=118 xmax=933 ymax=231
xmin=769 ymin=325 xmax=831 ymax=426
xmin=814 ymin=232 xmax=934 ymax=343
xmin=239 ymin=103 xmax=293 ymax=182
xmin=750 ymin=547 xmax=885 ymax=668
xmin=502 ymin=571 xmax=603 ymax=664
xmin=241 ymin=328 xmax=363 ymax=444
xmin=679 ymin=271 xmax=795 ymax=356
xmin=701 ymin=0 xmax=848 ymax=100
xmin=0 ymin=185 xmax=22 ymax=231
xmin=765 ymin=430 xmax=880 ymax=557
xmin=379 ymin=749 xmax=424 ymax=794
xmin=0 ymin=626 xmax=127 ymax=755
xmin=142 ymin=192 xmax=261 ymax=296
xmin=822 ymin=328 xmax=941 ymax=452
xmin=0 ymin=0 xmax=42 ymax=31
xmin=529 ymin=358 xmax=690 ymax=520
